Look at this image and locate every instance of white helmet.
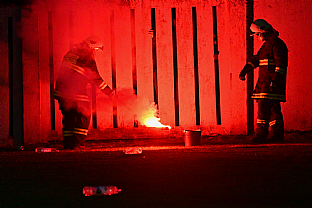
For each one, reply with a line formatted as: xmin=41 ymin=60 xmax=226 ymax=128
xmin=250 ymin=19 xmax=272 ymax=36
xmin=83 ymin=35 xmax=103 ymax=50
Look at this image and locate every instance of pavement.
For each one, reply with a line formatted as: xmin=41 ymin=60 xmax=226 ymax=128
xmin=1 ymin=130 xmax=312 ymax=208
xmin=2 ymin=134 xmax=312 ymax=208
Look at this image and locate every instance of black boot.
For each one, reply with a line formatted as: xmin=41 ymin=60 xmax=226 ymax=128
xmin=252 ymin=123 xmax=269 ymax=144
xmin=267 ymin=121 xmax=284 ymax=142
xmin=252 ymin=135 xmax=267 ymax=143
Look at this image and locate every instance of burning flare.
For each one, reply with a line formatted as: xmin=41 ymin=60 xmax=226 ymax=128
xmin=143 ymin=116 xmax=171 ymax=129
xmin=140 ymin=103 xmax=171 ymax=129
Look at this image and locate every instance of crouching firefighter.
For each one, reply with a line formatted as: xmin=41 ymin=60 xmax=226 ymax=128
xmin=239 ymin=19 xmax=288 ymax=143
xmin=54 ymin=35 xmax=113 ymax=149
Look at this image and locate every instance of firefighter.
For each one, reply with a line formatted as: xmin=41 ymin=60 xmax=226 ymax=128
xmin=239 ymin=19 xmax=288 ymax=143
xmin=54 ymin=35 xmax=113 ymax=149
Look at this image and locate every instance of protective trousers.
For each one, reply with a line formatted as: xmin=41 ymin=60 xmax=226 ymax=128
xmin=256 ymin=99 xmax=284 ymax=140
xmin=58 ymin=99 xmax=91 ymax=149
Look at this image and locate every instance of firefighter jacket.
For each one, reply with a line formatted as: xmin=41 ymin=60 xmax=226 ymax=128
xmin=54 ymin=42 xmax=110 ymax=103
xmin=246 ymin=30 xmax=288 ymax=102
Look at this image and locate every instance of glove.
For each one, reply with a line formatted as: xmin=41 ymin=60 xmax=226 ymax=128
xmin=102 ymin=86 xmax=114 ymax=96
xmin=239 ymin=70 xmax=247 ymax=81
xmin=239 ymin=64 xmax=253 ymax=81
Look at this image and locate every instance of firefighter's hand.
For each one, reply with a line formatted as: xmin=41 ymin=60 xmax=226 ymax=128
xmin=103 ymin=86 xmax=114 ymax=96
xmin=239 ymin=70 xmax=246 ymax=81
xmin=239 ymin=64 xmax=254 ymax=81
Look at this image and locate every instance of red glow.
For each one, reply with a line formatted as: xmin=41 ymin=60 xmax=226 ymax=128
xmin=143 ymin=116 xmax=171 ymax=129
xmin=140 ymin=103 xmax=171 ymax=129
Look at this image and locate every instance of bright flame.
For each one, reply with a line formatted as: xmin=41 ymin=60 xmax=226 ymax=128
xmin=143 ymin=116 xmax=171 ymax=129
xmin=140 ymin=103 xmax=171 ymax=129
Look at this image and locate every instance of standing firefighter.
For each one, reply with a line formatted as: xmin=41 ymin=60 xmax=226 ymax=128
xmin=54 ymin=35 xmax=113 ymax=149
xmin=239 ymin=19 xmax=288 ymax=143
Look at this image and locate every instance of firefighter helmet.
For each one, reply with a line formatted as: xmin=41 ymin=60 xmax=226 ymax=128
xmin=83 ymin=35 xmax=103 ymax=50
xmin=250 ymin=19 xmax=272 ymax=36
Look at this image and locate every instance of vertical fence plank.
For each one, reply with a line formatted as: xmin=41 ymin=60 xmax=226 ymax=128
xmin=176 ymin=5 xmax=196 ymax=127
xmin=212 ymin=6 xmax=221 ymax=125
xmin=8 ymin=17 xmax=13 ymax=137
xmin=154 ymin=7 xmax=175 ymax=127
xmin=22 ymin=4 xmax=38 ymax=144
xmin=196 ymin=3 xmax=215 ymax=127
xmin=110 ymin=9 xmax=118 ymax=128
xmin=131 ymin=9 xmax=139 ymax=127
xmin=37 ymin=3 xmax=51 ymax=141
xmin=135 ymin=4 xmax=154 ymax=110
xmin=10 ymin=13 xmax=24 ymax=145
xmin=52 ymin=2 xmax=70 ymax=135
xmin=0 ymin=9 xmax=10 ymax=142
xmin=215 ymin=1 xmax=247 ymax=134
xmin=115 ymin=6 xmax=133 ymax=127
xmin=48 ymin=11 xmax=55 ymax=131
xmin=93 ymin=3 xmax=113 ymax=129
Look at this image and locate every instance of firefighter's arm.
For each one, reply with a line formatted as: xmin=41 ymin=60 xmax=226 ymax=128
xmin=101 ymin=84 xmax=114 ymax=96
xmin=92 ymin=74 xmax=113 ymax=96
xmin=271 ymin=43 xmax=288 ymax=88
xmin=85 ymin=59 xmax=114 ymax=96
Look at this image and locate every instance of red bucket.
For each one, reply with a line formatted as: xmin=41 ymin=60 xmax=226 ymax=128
xmin=184 ymin=130 xmax=201 ymax=147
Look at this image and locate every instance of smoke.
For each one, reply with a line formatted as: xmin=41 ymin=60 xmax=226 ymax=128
xmin=119 ymin=93 xmax=158 ymax=125
xmin=97 ymin=87 xmax=158 ymax=126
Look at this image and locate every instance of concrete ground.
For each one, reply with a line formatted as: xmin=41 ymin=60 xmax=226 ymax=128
xmin=1 ymin=130 xmax=311 ymax=208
